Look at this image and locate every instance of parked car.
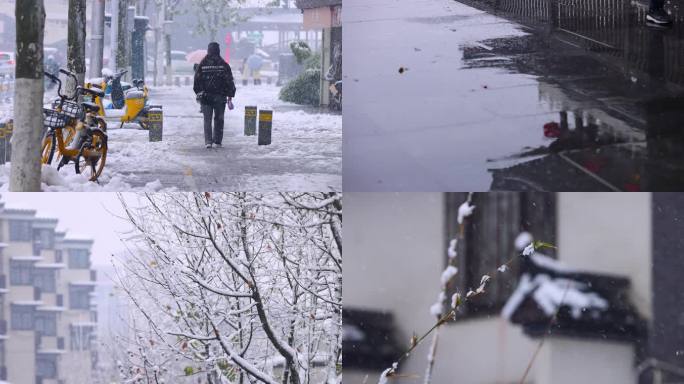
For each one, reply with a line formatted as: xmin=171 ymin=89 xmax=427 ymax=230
xmin=0 ymin=52 xmax=15 ymax=75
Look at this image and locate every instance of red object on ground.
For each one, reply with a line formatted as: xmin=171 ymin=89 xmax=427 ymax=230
xmin=543 ymin=121 xmax=561 ymax=138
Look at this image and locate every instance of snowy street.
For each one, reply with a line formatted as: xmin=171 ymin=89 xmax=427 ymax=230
xmin=0 ymin=84 xmax=342 ymax=191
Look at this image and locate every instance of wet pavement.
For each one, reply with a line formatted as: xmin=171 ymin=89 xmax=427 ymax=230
xmin=343 ymin=0 xmax=684 ymax=191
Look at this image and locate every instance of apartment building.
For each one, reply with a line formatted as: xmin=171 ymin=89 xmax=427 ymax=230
xmin=0 ymin=203 xmax=97 ymax=384
xmin=345 ymin=193 xmax=684 ymax=384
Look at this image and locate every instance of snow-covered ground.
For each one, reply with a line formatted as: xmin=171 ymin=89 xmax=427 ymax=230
xmin=0 ymin=84 xmax=341 ymax=191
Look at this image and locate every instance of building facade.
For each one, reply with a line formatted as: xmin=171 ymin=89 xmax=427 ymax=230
xmin=345 ymin=193 xmax=684 ymax=384
xmin=0 ymin=203 xmax=97 ymax=384
xmin=296 ymin=0 xmax=342 ymax=109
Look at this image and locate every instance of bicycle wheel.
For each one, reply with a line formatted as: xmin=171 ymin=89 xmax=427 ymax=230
xmin=53 ymin=125 xmax=77 ymax=164
xmin=75 ymin=130 xmax=107 ymax=181
xmin=41 ymin=132 xmax=56 ymax=165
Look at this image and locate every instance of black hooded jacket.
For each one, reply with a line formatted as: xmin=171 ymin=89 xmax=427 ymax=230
xmin=194 ymin=42 xmax=236 ymax=99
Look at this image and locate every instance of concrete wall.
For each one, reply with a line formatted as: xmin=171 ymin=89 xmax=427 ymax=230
xmin=536 ymin=338 xmax=636 ymax=384
xmin=557 ymin=193 xmax=652 ymax=319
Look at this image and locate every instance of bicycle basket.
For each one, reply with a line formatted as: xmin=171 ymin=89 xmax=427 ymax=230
xmin=61 ymin=100 xmax=84 ymax=119
xmin=43 ymin=109 xmax=68 ymax=128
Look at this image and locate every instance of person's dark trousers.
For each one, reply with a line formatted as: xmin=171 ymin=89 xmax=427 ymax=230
xmin=650 ymin=0 xmax=664 ymax=11
xmin=201 ymin=99 xmax=226 ymax=145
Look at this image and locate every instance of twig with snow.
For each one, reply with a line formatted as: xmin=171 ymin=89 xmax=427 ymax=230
xmin=378 ymin=219 xmax=556 ymax=384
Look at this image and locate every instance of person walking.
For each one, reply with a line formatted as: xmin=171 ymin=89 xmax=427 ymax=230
xmin=194 ymin=42 xmax=236 ymax=148
xmin=647 ymin=0 xmax=673 ymax=26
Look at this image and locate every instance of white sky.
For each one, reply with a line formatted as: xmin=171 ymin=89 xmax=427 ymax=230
xmin=0 ymin=193 xmax=139 ymax=267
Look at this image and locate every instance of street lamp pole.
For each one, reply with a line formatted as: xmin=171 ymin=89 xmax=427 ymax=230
xmin=89 ymin=0 xmax=105 ymax=78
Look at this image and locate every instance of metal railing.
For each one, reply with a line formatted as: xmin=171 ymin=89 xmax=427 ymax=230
xmin=468 ymin=0 xmax=684 ymax=86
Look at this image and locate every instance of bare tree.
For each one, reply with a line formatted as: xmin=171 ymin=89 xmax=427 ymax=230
xmin=10 ymin=0 xmax=46 ymax=191
xmin=186 ymin=0 xmax=245 ymax=42
xmin=113 ymin=193 xmax=342 ymax=384
xmin=68 ymin=0 xmax=87 ymax=95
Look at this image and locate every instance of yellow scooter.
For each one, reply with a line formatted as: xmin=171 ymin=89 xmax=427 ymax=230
xmin=85 ymin=70 xmax=160 ymax=129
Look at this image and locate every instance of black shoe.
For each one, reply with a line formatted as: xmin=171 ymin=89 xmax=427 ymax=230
xmin=647 ymin=9 xmax=673 ymax=26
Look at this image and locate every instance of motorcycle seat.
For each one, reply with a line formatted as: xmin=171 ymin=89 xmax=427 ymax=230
xmin=81 ymin=102 xmax=100 ymax=114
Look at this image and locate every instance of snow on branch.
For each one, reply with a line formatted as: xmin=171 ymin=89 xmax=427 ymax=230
xmin=113 ymin=193 xmax=342 ymax=384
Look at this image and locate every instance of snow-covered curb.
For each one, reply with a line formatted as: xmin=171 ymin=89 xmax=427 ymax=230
xmin=0 ymin=163 xmax=168 ymax=192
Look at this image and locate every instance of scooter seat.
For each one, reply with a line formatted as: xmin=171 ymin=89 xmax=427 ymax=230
xmin=125 ymin=90 xmax=144 ymax=100
xmin=81 ymin=102 xmax=100 ymax=114
xmin=78 ymin=86 xmax=105 ymax=98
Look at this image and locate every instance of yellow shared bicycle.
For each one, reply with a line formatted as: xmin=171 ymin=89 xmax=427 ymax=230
xmin=42 ymin=70 xmax=108 ymax=181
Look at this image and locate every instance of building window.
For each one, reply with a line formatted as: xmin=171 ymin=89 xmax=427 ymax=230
xmin=36 ymin=355 xmax=58 ymax=378
xmin=10 ymin=305 xmax=34 ymax=330
xmin=35 ymin=312 xmax=57 ymax=336
xmin=9 ymin=220 xmax=32 ymax=242
xmin=9 ymin=261 xmax=33 ymax=286
xmin=34 ymin=269 xmax=56 ymax=293
xmin=69 ymin=286 xmax=91 ymax=310
xmin=70 ymin=326 xmax=93 ymax=351
xmin=67 ymin=249 xmax=90 ymax=269
xmin=55 ymin=250 xmax=63 ymax=263
xmin=33 ymin=228 xmax=55 ymax=254
xmin=445 ymin=192 xmax=557 ymax=319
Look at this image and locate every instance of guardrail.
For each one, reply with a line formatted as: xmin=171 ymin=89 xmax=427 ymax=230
xmin=466 ymin=0 xmax=684 ymax=86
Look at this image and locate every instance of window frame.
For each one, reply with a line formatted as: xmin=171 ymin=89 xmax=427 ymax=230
xmin=9 ymin=260 xmax=33 ymax=286
xmin=36 ymin=354 xmax=58 ymax=378
xmin=68 ymin=285 xmax=91 ymax=310
xmin=33 ymin=269 xmax=57 ymax=293
xmin=444 ymin=192 xmax=557 ymax=320
xmin=10 ymin=305 xmax=34 ymax=331
xmin=67 ymin=249 xmax=90 ymax=269
xmin=35 ymin=312 xmax=57 ymax=337
xmin=8 ymin=220 xmax=32 ymax=242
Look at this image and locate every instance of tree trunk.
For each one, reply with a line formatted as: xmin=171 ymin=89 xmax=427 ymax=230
xmin=10 ymin=0 xmax=45 ymax=191
xmin=164 ymin=15 xmax=173 ymax=86
xmin=67 ymin=0 xmax=87 ymax=96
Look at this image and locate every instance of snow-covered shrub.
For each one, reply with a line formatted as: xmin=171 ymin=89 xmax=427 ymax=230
xmin=279 ymin=69 xmax=321 ymax=106
xmin=290 ymin=41 xmax=313 ymax=65
xmin=280 ymin=41 xmax=322 ymax=106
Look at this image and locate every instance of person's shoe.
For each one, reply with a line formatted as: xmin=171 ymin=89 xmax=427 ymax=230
xmin=214 ymin=143 xmax=222 ymax=148
xmin=647 ymin=9 xmax=673 ymax=26
xmin=205 ymin=143 xmax=213 ymax=149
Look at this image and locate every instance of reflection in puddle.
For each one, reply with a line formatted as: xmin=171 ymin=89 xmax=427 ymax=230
xmin=458 ymin=0 xmax=684 ymax=191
